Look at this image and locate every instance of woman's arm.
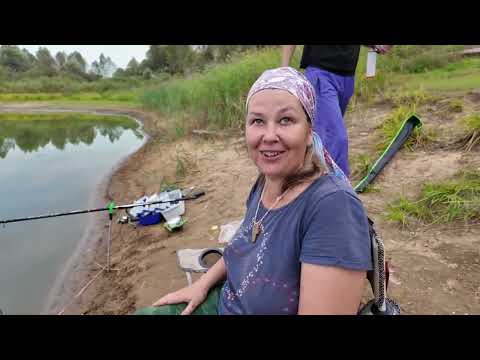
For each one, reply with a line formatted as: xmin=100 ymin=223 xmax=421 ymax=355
xmin=152 ymin=257 xmax=227 ymax=315
xmin=297 ymin=189 xmax=372 ymax=315
xmin=196 ymin=257 xmax=227 ymax=290
xmin=298 ymin=263 xmax=365 ymax=315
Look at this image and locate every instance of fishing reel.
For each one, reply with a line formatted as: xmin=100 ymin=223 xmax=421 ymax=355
xmin=358 ymin=218 xmax=401 ymax=316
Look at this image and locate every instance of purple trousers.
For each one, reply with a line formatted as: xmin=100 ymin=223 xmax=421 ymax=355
xmin=304 ymin=66 xmax=355 ymax=177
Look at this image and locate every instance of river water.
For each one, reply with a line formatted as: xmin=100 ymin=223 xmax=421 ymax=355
xmin=0 ymin=115 xmax=145 ymax=314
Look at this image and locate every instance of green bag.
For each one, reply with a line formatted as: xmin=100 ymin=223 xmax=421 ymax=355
xmin=134 ymin=283 xmax=223 ymax=315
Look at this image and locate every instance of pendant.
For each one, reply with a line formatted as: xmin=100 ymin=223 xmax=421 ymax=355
xmin=252 ymin=222 xmax=261 ymax=243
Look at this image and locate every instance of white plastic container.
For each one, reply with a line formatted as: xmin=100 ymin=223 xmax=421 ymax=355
xmin=159 ymin=189 xmax=185 ymax=222
xmin=128 ymin=196 xmax=149 ymax=220
xmin=218 ymin=219 xmax=243 ymax=244
xmin=366 ymin=49 xmax=377 ymax=78
xmin=128 ymin=189 xmax=185 ymax=222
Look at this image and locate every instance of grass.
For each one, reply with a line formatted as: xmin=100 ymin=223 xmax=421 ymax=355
xmin=173 ymin=145 xmax=199 ymax=181
xmin=350 ymin=153 xmax=381 ymax=193
xmin=159 ymin=179 xmax=178 ymax=193
xmin=385 ymin=57 xmax=480 ymax=95
xmin=2 ymin=45 xmax=478 ymax=142
xmin=0 ymin=112 xmax=135 ymax=123
xmin=383 ymin=87 xmax=434 ymax=108
xmin=448 ymin=99 xmax=464 ymax=113
xmin=0 ymin=90 xmax=141 ymax=104
xmin=387 ymin=196 xmax=420 ymax=227
xmin=139 ymin=46 xmax=301 ymax=135
xmin=376 ymin=106 xmax=434 ymax=153
xmin=361 ymin=183 xmax=380 ymax=194
xmin=133 ymin=44 xmax=476 ymax=140
xmin=350 ymin=153 xmax=373 ymax=182
xmin=0 ymin=74 xmax=152 ymax=106
xmin=387 ymin=170 xmax=480 ymax=226
xmin=351 ymin=47 xmax=479 ymax=107
xmin=0 ymin=74 xmax=154 ymax=95
xmin=0 ymin=93 xmax=65 ymax=101
xmin=175 ymin=150 xmax=187 ymax=180
xmin=457 ymin=113 xmax=480 ymax=151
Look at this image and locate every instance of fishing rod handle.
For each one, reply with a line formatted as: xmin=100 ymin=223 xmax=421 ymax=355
xmin=190 ymin=190 xmax=205 ymax=199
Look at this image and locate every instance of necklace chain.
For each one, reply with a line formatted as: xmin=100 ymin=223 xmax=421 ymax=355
xmin=253 ymin=184 xmax=289 ymax=229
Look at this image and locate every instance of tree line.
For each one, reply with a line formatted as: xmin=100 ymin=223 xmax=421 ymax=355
xmin=116 ymin=45 xmax=267 ymax=79
xmin=0 ymin=45 xmax=116 ymax=80
xmin=0 ymin=45 xmax=267 ymax=82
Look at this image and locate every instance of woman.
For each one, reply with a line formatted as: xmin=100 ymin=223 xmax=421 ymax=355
xmin=136 ymin=67 xmax=372 ymax=315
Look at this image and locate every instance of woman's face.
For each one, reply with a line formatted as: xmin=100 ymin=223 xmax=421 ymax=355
xmin=246 ymin=89 xmax=312 ymax=181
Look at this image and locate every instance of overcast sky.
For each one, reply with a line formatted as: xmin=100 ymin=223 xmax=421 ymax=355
xmin=18 ymin=45 xmax=150 ymax=69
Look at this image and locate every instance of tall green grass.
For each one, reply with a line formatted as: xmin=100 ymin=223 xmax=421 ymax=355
xmin=0 ymin=74 xmax=165 ymax=105
xmin=138 ymin=45 xmax=474 ymax=137
xmin=376 ymin=106 xmax=434 ymax=152
xmin=350 ymin=153 xmax=373 ymax=182
xmin=0 ymin=90 xmax=141 ymax=104
xmin=448 ymin=99 xmax=464 ymax=113
xmin=458 ymin=113 xmax=480 ymax=151
xmin=139 ymin=47 xmax=301 ymax=132
xmin=3 ymin=45 xmax=474 ymax=140
xmin=387 ymin=170 xmax=480 ymax=226
xmin=0 ymin=75 xmax=153 ymax=94
xmin=383 ymin=87 xmax=434 ymax=108
xmin=0 ymin=112 xmax=136 ymax=123
xmin=390 ymin=58 xmax=480 ymax=94
xmin=352 ymin=45 xmax=469 ymax=104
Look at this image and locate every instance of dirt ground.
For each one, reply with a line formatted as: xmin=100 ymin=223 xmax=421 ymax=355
xmin=4 ymin=95 xmax=479 ymax=315
xmin=71 ymin=131 xmax=260 ymax=315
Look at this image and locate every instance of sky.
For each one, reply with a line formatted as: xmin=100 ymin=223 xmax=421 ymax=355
xmin=18 ymin=45 xmax=150 ymax=69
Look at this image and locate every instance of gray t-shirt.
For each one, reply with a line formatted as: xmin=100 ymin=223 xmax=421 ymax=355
xmin=218 ymin=174 xmax=372 ymax=315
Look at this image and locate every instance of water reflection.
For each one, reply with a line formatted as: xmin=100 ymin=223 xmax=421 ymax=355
xmin=0 ymin=114 xmax=145 ymax=314
xmin=0 ymin=117 xmax=144 ymax=158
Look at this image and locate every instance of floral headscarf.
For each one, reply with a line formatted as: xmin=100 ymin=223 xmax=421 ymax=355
xmin=246 ymin=66 xmax=350 ymax=184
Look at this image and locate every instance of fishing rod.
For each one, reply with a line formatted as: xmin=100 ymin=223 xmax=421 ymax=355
xmin=0 ymin=190 xmax=205 ymax=225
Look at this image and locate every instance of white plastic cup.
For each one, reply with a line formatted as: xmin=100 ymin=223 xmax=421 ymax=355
xmin=366 ymin=50 xmax=377 ymax=78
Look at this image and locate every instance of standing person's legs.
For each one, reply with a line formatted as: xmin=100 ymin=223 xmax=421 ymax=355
xmin=304 ymin=67 xmax=350 ymax=176
xmin=338 ymin=76 xmax=355 ymax=117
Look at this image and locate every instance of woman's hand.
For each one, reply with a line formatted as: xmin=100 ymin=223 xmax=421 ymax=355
xmin=152 ymin=282 xmax=209 ymax=315
xmin=374 ymin=45 xmax=393 ymax=54
xmin=153 ymin=257 xmax=227 ymax=315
